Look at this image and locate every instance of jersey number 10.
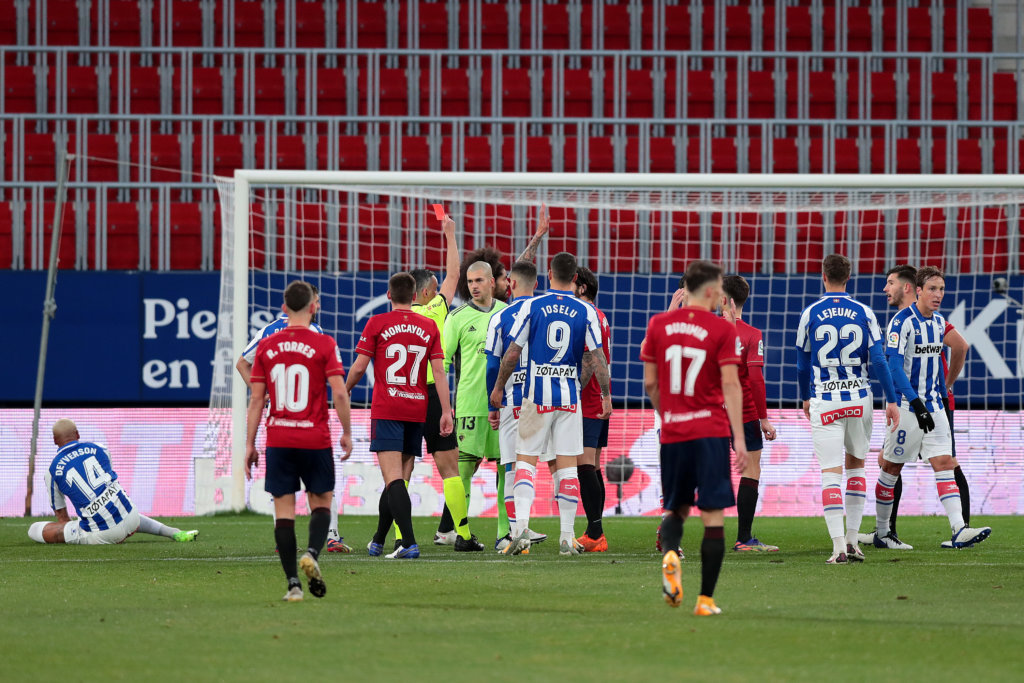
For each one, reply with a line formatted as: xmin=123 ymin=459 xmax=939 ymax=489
xmin=665 ymin=344 xmax=707 ymax=396
xmin=270 ymin=363 xmax=311 ymax=412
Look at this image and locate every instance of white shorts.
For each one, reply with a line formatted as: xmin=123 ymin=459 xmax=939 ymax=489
xmin=883 ymin=406 xmax=952 ymax=464
xmin=809 ymin=396 xmax=874 ymax=468
xmin=517 ymin=398 xmax=583 ymax=458
xmin=63 ymin=508 xmax=140 ymax=545
xmin=499 ymin=405 xmax=554 ymax=465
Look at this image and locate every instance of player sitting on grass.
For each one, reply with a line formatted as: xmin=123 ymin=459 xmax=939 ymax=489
xmin=873 ymin=266 xmax=990 ymax=550
xmin=30 ymin=418 xmax=199 ymax=545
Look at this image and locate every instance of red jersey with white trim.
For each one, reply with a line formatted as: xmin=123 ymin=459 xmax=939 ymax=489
xmin=250 ymin=325 xmax=345 ymax=450
xmin=581 ymin=306 xmax=611 ymax=419
xmin=641 ymin=307 xmax=741 ymax=444
xmin=735 ymin=318 xmax=765 ymax=423
xmin=355 ymin=309 xmax=444 ymax=422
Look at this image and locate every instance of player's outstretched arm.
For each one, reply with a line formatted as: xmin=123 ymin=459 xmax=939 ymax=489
xmin=438 ymin=215 xmax=460 ymax=303
xmin=643 ymin=361 xmax=659 ymax=413
xmin=490 ymin=342 xmax=522 ymax=409
xmin=431 ymin=358 xmax=455 ymax=436
xmin=345 ymin=354 xmax=371 ymax=393
xmin=722 ymin=364 xmax=748 ymax=472
xmin=517 ymin=203 xmax=550 ymax=264
xmin=244 ymin=382 xmax=266 ymax=479
xmin=235 ymin=357 xmax=253 ymax=388
xmin=329 ymin=375 xmax=353 ymax=460
xmin=944 ymin=327 xmax=969 ymax=387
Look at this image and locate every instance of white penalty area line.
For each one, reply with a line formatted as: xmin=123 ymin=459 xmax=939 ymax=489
xmin=8 ymin=553 xmax=653 ymax=564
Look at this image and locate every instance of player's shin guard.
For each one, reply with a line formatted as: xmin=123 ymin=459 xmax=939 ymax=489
xmin=844 ymin=469 xmax=867 ymax=547
xmin=555 ymin=467 xmax=580 ymax=541
xmin=735 ymin=477 xmax=759 ymax=543
xmin=387 ymin=480 xmax=416 ymax=546
xmin=307 ymin=506 xmax=330 ymax=560
xmin=935 ymin=470 xmax=965 ymax=532
xmin=503 ymin=464 xmax=516 ymax=531
xmin=954 ymin=465 xmax=971 ymax=525
xmin=442 ymin=476 xmax=471 ymax=541
xmin=578 ymin=464 xmax=604 ymax=538
xmin=274 ymin=518 xmax=298 ymax=583
xmin=512 ymin=461 xmax=537 ymax=537
xmin=700 ymin=526 xmax=726 ymax=598
xmin=874 ymin=471 xmax=899 ymax=536
xmin=821 ymin=472 xmax=845 ymax=552
xmin=496 ymin=466 xmax=510 ymax=539
xmin=137 ymin=514 xmax=178 ymax=538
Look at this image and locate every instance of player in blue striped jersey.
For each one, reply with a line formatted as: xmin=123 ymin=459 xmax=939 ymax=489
xmin=485 ymin=259 xmax=551 ymax=552
xmin=874 ymin=266 xmax=991 ymax=549
xmin=796 ymin=254 xmax=900 ymax=564
xmin=28 ymin=419 xmax=198 ymax=545
xmin=489 ymin=252 xmax=611 ymax=556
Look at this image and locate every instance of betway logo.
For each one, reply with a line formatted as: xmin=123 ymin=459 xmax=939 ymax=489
xmin=914 ymin=344 xmax=944 ymax=355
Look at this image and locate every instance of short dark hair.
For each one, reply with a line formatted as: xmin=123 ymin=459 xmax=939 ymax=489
xmin=722 ymin=274 xmax=750 ymax=307
xmin=886 ymin=264 xmax=917 ymax=286
xmin=283 ymin=281 xmax=314 ymax=313
xmin=575 ymin=266 xmax=599 ymax=301
xmin=677 ymin=275 xmax=686 ymax=289
xmin=915 ymin=265 xmax=945 ymax=290
xmin=550 ymin=252 xmax=578 ymax=284
xmin=509 ymin=260 xmax=537 ymax=287
xmin=822 ymin=253 xmax=852 ymax=284
xmin=458 ymin=247 xmax=506 ymax=300
xmin=409 ymin=268 xmax=436 ymax=294
xmin=388 ymin=272 xmax=417 ymax=304
xmin=683 ymin=260 xmax=722 ymax=294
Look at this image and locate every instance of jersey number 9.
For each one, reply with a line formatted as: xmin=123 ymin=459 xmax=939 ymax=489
xmin=546 ymin=321 xmax=571 ymax=362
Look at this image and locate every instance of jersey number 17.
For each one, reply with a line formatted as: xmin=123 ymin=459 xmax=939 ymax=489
xmin=665 ymin=344 xmax=706 ymax=396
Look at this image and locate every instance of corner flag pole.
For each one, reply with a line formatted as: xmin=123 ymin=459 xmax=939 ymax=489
xmin=26 ymin=151 xmax=72 ymax=517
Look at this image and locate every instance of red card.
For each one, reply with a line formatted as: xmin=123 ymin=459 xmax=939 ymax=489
xmin=431 ymin=204 xmax=446 ymax=220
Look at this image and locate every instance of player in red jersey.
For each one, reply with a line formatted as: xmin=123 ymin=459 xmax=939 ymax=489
xmin=245 ymin=281 xmax=354 ymax=602
xmin=574 ymin=266 xmax=612 ymax=552
xmin=345 ymin=272 xmax=454 ymax=559
xmin=720 ymin=275 xmax=779 ymax=552
xmin=642 ymin=261 xmax=748 ymax=616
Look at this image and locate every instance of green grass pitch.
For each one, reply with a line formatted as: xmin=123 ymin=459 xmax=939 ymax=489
xmin=2 ymin=514 xmax=1021 ymax=682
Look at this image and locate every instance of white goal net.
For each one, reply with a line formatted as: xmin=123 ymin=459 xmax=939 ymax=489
xmin=207 ymin=172 xmax=1024 ymax=520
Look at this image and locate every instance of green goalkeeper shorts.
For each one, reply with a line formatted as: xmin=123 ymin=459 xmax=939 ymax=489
xmin=456 ymin=415 xmax=500 ymax=460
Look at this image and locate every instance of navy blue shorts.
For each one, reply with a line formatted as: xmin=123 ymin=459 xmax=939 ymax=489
xmin=265 ymin=447 xmax=335 ymax=498
xmin=582 ymin=417 xmax=610 ymax=449
xmin=660 ymin=437 xmax=736 ymax=512
xmin=740 ymin=419 xmax=764 ymax=452
xmin=370 ymin=419 xmax=424 ymax=456
xmin=424 ymin=384 xmax=458 ymax=453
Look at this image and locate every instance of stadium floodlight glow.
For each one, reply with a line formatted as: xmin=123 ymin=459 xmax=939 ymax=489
xmin=207 ymin=171 xmax=1024 ymax=512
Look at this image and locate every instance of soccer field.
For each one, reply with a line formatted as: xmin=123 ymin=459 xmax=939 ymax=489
xmin=2 ymin=514 xmax=1021 ymax=683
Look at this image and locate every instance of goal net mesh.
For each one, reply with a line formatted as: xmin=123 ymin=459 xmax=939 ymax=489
xmin=208 ymin=176 xmax=1024 ymax=520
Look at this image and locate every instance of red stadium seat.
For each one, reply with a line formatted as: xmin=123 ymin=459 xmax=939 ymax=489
xmin=45 ymin=0 xmax=80 ymax=45
xmin=500 ymin=136 xmax=552 ymax=172
xmin=664 ymin=70 xmax=715 ymax=119
xmin=282 ymin=0 xmax=327 ymax=48
xmin=3 ymin=66 xmax=37 ymax=113
xmin=230 ymin=0 xmax=265 ymax=48
xmin=440 ymin=136 xmax=492 ymax=172
xmin=251 ymin=67 xmax=287 ymax=116
xmin=417 ymin=68 xmax=470 ymax=116
xmin=315 ymin=135 xmax=369 ymax=171
xmin=101 ymin=202 xmax=141 ymax=270
xmin=166 ymin=0 xmax=203 ymax=46
xmin=0 ymin=202 xmax=12 ymax=268
xmin=380 ymin=136 xmax=430 ymax=171
xmin=285 ymin=203 xmax=328 ymax=273
xmin=205 ymin=135 xmax=245 ymax=177
xmin=152 ymin=202 xmax=202 ymax=270
xmin=482 ymin=68 xmax=532 ymax=117
xmin=189 ymin=67 xmax=224 ymax=115
xmin=25 ymin=202 xmax=77 ymax=268
xmin=149 ymin=134 xmax=184 ymax=182
xmin=772 ymin=138 xmax=799 ymax=173
xmin=408 ymin=0 xmax=448 ymax=49
xmin=944 ymin=8 xmax=993 ymax=52
xmin=918 ymin=207 xmax=949 ymax=270
xmin=653 ymin=214 xmax=702 ymax=274
xmin=605 ymin=218 xmax=639 ymax=273
xmin=111 ymin=67 xmax=161 ymax=114
xmin=314 ymin=68 xmax=347 ymax=116
xmin=521 ymin=2 xmax=570 ymax=49
xmin=560 ymin=69 xmax=593 ymax=118
xmin=355 ymin=1 xmax=387 ymax=48
xmin=563 ymin=136 xmax=615 ymax=173
xmin=0 ymin=2 xmax=17 ymax=47
xmin=23 ymin=133 xmax=58 ymax=182
xmin=377 ymin=68 xmax=410 ymax=116
xmin=104 ymin=0 xmax=146 ymax=47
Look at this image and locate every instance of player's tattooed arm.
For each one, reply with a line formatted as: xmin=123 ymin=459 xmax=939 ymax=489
xmin=517 ymin=203 xmax=549 ymax=264
xmin=489 ymin=342 xmax=523 ymax=409
xmin=580 ymin=350 xmax=610 ymax=395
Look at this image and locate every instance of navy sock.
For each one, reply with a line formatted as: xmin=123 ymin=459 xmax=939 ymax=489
xmin=387 ymin=480 xmax=416 ymax=546
xmin=736 ymin=477 xmax=758 ymax=543
xmin=578 ymin=464 xmax=604 ymax=538
xmin=890 ymin=474 xmax=902 ymax=535
xmin=700 ymin=526 xmax=726 ymax=598
xmin=307 ymin=506 xmax=330 ymax=560
xmin=953 ymin=466 xmax=970 ymax=525
xmin=373 ymin=489 xmax=393 ymax=545
xmin=660 ymin=513 xmax=683 ymax=555
xmin=274 ymin=518 xmax=298 ymax=584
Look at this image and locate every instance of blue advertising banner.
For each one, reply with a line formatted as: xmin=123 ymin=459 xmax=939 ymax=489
xmin=2 ymin=271 xmax=1022 ymax=407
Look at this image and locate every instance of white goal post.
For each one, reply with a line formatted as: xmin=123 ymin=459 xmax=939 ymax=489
xmin=208 ymin=171 xmax=1024 ymax=515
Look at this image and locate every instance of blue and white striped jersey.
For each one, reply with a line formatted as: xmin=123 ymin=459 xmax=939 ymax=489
xmin=795 ymin=293 xmax=884 ymax=402
xmin=886 ymin=305 xmax=947 ymax=412
xmin=485 ymin=296 xmax=531 ymax=408
xmin=242 ymin=314 xmax=324 ymax=363
xmin=508 ymin=289 xmax=602 ymax=407
xmin=46 ymin=441 xmax=134 ymax=533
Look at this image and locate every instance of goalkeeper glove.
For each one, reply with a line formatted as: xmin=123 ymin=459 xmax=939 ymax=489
xmin=909 ymin=398 xmax=935 ymax=433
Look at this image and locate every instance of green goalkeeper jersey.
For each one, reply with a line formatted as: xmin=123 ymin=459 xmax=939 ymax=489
xmin=444 ymin=299 xmax=507 ymax=416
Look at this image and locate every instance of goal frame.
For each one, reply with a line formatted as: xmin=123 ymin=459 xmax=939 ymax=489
xmin=222 ymin=170 xmax=1024 ymax=512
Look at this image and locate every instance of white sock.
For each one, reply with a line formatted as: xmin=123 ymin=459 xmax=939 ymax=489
xmin=512 ymin=461 xmax=537 ymax=537
xmin=874 ymin=470 xmax=899 ymax=536
xmin=503 ymin=463 xmax=516 ymax=531
xmin=138 ymin=515 xmax=178 ymax=538
xmin=554 ymin=466 xmax=580 ymax=542
xmin=821 ymin=471 xmax=845 ymax=553
xmin=28 ymin=521 xmax=48 ymax=543
xmin=329 ymin=498 xmax=340 ymax=539
xmin=935 ymin=469 xmax=965 ymax=532
xmin=844 ymin=468 xmax=867 ymax=546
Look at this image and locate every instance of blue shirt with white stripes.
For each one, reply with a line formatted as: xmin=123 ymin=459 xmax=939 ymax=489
xmin=485 ymin=296 xmax=531 ymax=408
xmin=886 ymin=304 xmax=947 ymax=413
xmin=46 ymin=441 xmax=134 ymax=532
xmin=508 ymin=289 xmax=602 ymax=408
xmin=242 ymin=314 xmax=324 ymax=363
xmin=795 ymin=293 xmax=886 ymax=402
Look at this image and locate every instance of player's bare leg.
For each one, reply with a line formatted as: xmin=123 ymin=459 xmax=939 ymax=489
xmin=27 ymin=521 xmax=67 ymax=544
